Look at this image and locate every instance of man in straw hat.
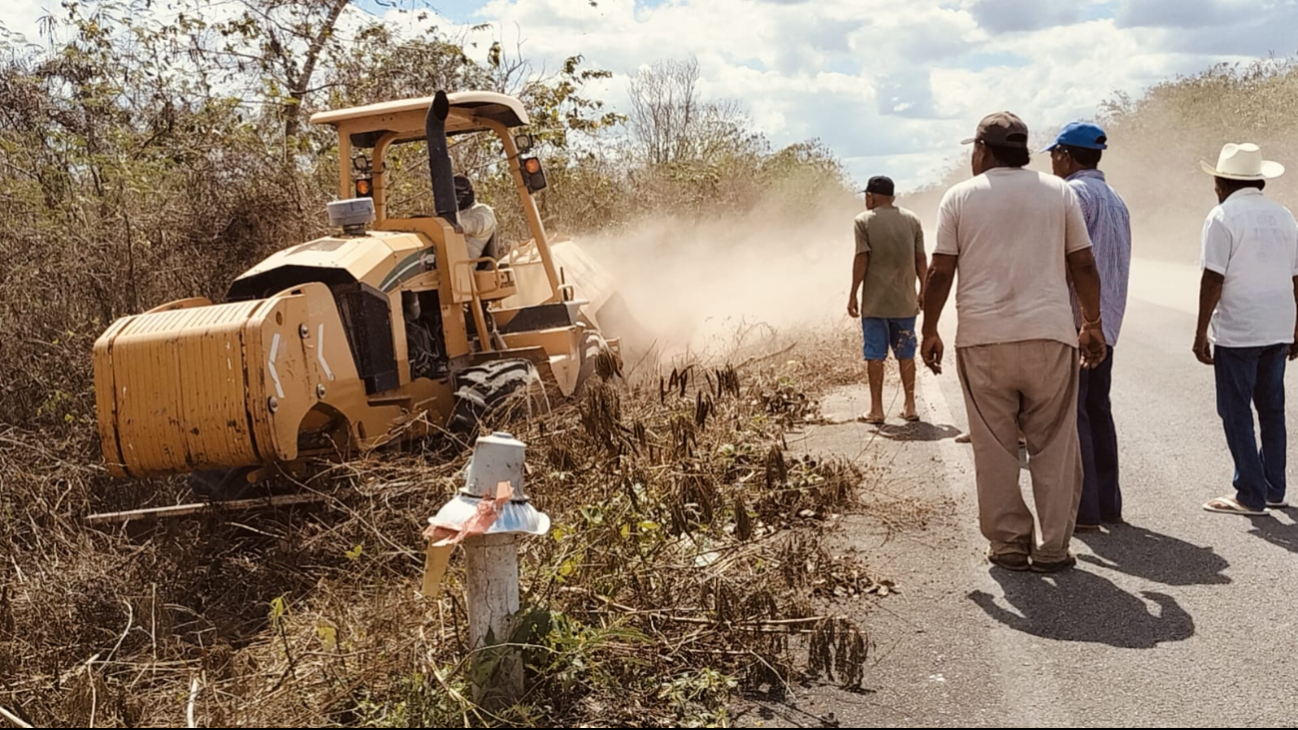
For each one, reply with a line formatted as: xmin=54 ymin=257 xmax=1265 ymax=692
xmin=921 ymin=111 xmax=1106 ymax=573
xmin=1196 ymin=143 xmax=1298 ymax=516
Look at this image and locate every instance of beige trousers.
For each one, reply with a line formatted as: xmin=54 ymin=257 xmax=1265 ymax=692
xmin=956 ymin=340 xmax=1083 ymax=562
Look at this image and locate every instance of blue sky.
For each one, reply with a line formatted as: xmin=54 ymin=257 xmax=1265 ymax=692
xmin=6 ymin=0 xmax=1296 ymax=188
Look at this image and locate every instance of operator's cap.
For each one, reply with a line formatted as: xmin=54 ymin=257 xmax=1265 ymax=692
xmin=863 ymin=176 xmax=895 ymax=196
xmin=1041 ymin=121 xmax=1108 ymax=152
xmin=962 ymin=111 xmax=1029 ymax=149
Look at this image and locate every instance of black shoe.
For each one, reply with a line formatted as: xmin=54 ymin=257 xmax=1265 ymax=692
xmin=1031 ymin=554 xmax=1077 ymax=573
xmin=988 ymin=551 xmax=1030 ymax=571
xmin=1074 ymin=523 xmax=1102 ymax=533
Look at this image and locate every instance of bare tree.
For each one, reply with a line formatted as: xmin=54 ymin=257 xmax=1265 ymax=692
xmin=628 ymin=58 xmax=702 ymax=165
xmin=628 ymin=57 xmax=748 ymax=165
xmin=186 ymin=0 xmax=353 ymax=143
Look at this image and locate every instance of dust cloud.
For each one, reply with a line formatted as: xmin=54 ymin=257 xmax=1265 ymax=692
xmin=580 ymin=149 xmax=1234 ymax=362
xmin=580 ymin=196 xmax=864 ymax=359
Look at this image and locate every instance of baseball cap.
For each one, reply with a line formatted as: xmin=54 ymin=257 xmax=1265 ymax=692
xmin=961 ymin=111 xmax=1029 ymax=149
xmin=1041 ymin=121 xmax=1108 ymax=152
xmin=864 ymin=176 xmax=895 ymax=196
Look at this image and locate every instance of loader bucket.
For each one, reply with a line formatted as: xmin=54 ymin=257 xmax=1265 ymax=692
xmin=503 ymin=236 xmax=648 ymax=350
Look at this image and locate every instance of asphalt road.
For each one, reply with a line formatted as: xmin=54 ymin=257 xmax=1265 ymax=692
xmin=740 ymin=258 xmax=1298 ymax=727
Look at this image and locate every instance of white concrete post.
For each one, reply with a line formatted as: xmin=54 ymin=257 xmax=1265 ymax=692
xmin=426 ymin=432 xmax=546 ymax=708
xmin=464 ymin=532 xmax=523 ymax=704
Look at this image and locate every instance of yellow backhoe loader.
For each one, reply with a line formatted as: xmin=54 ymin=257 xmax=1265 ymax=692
xmin=92 ymin=90 xmax=626 ymax=498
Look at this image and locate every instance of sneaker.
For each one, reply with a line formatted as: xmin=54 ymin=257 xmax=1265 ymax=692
xmin=1031 ymin=553 xmax=1077 ymax=573
xmin=987 ymin=551 xmax=1030 ymax=571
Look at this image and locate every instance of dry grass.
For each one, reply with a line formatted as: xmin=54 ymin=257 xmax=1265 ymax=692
xmin=0 ymin=326 xmax=896 ymax=728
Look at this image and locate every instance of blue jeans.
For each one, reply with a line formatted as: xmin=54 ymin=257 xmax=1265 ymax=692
xmin=1214 ymin=344 xmax=1288 ymax=510
xmin=1078 ymin=347 xmax=1120 ymax=524
xmin=861 ymin=316 xmax=917 ymax=361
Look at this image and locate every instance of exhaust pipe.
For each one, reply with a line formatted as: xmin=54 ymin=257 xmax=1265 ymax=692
xmin=426 ymin=90 xmax=457 ymax=225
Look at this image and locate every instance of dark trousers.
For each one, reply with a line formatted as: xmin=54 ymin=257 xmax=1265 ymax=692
xmin=1214 ymin=344 xmax=1288 ymax=511
xmin=1078 ymin=346 xmax=1121 ymax=524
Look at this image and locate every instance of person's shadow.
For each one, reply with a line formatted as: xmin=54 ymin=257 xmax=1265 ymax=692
xmin=1075 ymin=525 xmax=1231 ymax=586
xmin=969 ymin=569 xmax=1195 ymax=648
xmin=1246 ymin=512 xmax=1298 ymax=553
xmin=874 ymin=422 xmax=962 ymax=442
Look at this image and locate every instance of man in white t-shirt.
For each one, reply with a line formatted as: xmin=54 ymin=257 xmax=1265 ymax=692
xmin=454 ymin=175 xmax=498 ymax=259
xmin=1194 ymin=143 xmax=1298 ymax=516
xmin=921 ymin=111 xmax=1106 ymax=573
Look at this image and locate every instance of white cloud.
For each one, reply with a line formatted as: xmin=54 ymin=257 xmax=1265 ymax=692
xmin=968 ymin=0 xmax=1082 ymax=33
xmin=1117 ymin=0 xmax=1239 ymax=28
xmin=428 ymin=0 xmax=1291 ymax=190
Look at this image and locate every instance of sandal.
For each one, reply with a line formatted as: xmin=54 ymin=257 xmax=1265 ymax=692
xmin=1203 ymin=495 xmax=1267 ymax=516
xmin=860 ymin=414 xmax=885 ymax=425
xmin=901 ymin=412 xmax=921 ymax=423
xmin=1074 ymin=523 xmax=1102 ymax=533
xmin=1268 ymin=500 xmax=1290 ymax=509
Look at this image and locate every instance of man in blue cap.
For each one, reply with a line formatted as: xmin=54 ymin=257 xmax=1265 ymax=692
xmin=1045 ymin=122 xmax=1132 ymax=531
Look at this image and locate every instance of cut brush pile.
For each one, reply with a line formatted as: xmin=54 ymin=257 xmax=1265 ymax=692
xmin=0 ymin=329 xmax=883 ymax=727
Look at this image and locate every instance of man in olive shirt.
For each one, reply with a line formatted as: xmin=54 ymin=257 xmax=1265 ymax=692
xmin=848 ymin=176 xmax=928 ymax=424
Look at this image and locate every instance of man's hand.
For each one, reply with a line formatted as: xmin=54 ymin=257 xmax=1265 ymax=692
xmin=847 ymin=295 xmax=859 ymax=319
xmin=1193 ymin=331 xmax=1214 ymax=365
xmin=921 ymin=333 xmax=944 ymax=375
xmin=1078 ymin=323 xmax=1107 ymax=369
xmin=1289 ymin=332 xmax=1298 ymax=361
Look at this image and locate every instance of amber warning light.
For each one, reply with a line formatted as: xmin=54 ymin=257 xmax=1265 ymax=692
xmin=520 ymin=156 xmax=546 ymax=193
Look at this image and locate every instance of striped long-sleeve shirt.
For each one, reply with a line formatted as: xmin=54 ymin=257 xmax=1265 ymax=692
xmin=1068 ymin=169 xmax=1131 ymax=346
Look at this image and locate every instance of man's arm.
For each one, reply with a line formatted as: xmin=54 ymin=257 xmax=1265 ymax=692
xmin=459 ymin=204 xmax=496 ymax=241
xmin=848 ymin=216 xmax=870 ymax=318
xmin=922 ymin=193 xmax=961 ymax=375
xmin=1061 ymin=186 xmax=1105 ymax=368
xmin=1067 ymin=248 xmax=1106 ymax=368
xmin=1291 ymin=275 xmax=1298 ymax=361
xmin=1197 ymin=213 xmax=1230 ymax=365
xmin=848 ymin=252 xmax=868 ymax=318
xmin=914 ymin=218 xmax=928 ymax=307
xmin=1291 ymin=220 xmax=1298 ymax=361
xmin=1195 ymin=271 xmax=1224 ymax=365
xmin=920 ymin=253 xmax=956 ymax=374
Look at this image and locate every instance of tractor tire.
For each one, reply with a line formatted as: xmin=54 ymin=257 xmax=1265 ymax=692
xmin=189 ymin=466 xmax=255 ymax=501
xmin=448 ymin=359 xmax=540 ymax=444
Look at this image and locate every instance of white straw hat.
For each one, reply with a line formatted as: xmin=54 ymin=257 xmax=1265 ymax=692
xmin=1200 ymin=142 xmax=1285 ymax=180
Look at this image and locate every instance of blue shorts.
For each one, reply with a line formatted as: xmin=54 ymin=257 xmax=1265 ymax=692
xmin=861 ymin=316 xmax=918 ymax=361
